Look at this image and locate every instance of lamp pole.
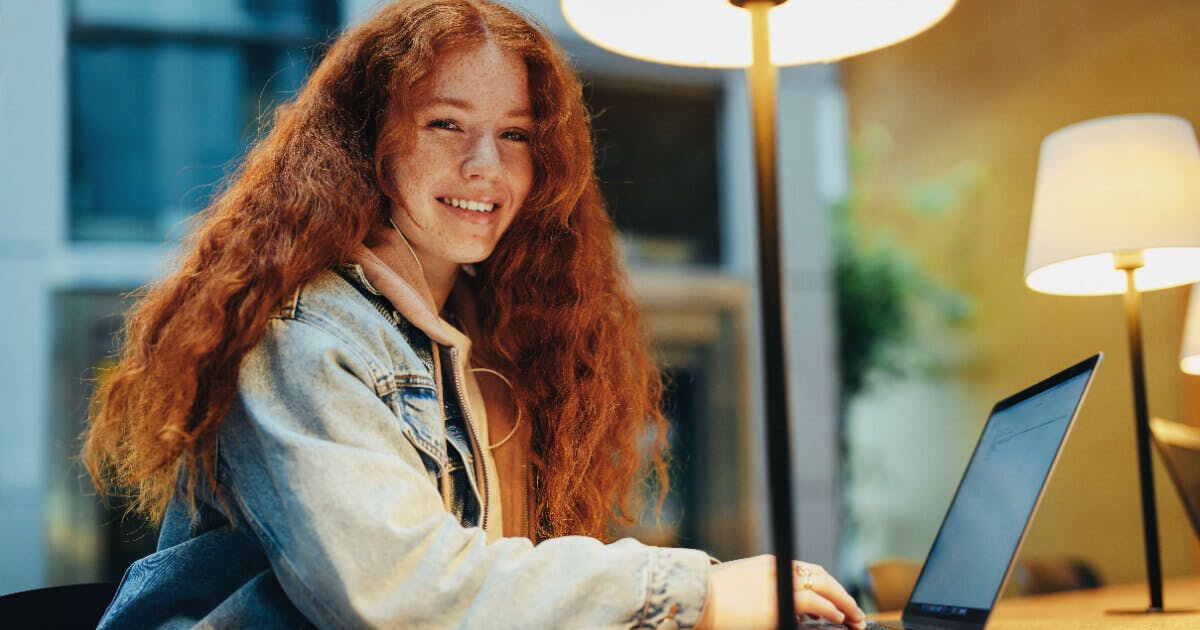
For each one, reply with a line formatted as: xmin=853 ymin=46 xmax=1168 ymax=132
xmin=1114 ymin=253 xmax=1166 ymax=613
xmin=730 ymin=0 xmax=798 ymax=627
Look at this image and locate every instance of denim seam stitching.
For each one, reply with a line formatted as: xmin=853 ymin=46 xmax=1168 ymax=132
xmin=285 ymin=270 xmax=412 ymax=397
xmin=637 ymin=547 xmax=659 ymax=627
xmin=289 ymin=309 xmax=391 ymax=395
xmin=263 ymin=316 xmax=447 ymax=465
xmin=395 ymin=373 xmax=436 ymax=389
xmin=392 ymin=391 xmax=448 ymax=465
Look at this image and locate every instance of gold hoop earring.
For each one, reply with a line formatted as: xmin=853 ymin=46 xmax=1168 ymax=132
xmin=470 ymin=366 xmax=523 ymax=450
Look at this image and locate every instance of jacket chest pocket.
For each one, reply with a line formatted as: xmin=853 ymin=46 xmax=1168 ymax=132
xmin=385 ymin=376 xmax=483 ymax=527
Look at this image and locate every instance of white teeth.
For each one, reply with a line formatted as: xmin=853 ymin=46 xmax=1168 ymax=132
xmin=441 ymin=197 xmax=496 ymax=212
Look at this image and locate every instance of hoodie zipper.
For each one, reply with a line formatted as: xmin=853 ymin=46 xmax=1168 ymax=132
xmin=447 ymin=345 xmax=490 ymax=532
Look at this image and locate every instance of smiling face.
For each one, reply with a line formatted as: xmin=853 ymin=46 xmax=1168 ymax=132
xmin=383 ymin=41 xmax=534 ymax=284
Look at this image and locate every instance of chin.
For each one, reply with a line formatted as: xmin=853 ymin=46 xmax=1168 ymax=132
xmin=451 ymin=246 xmax=498 ymax=266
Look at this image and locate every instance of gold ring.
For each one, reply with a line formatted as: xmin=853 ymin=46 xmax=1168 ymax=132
xmin=793 ymin=564 xmax=815 ymax=590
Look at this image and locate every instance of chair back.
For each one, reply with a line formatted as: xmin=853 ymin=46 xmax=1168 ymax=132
xmin=1010 ymin=557 xmax=1103 ymax=596
xmin=865 ymin=558 xmax=922 ymax=613
xmin=1151 ymin=417 xmax=1200 ymax=539
xmin=0 ymin=582 xmax=118 ymax=629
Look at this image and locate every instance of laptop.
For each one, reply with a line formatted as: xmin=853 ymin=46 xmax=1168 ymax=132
xmin=805 ymin=353 xmax=1102 ymax=630
xmin=1150 ymin=417 xmax=1200 ymax=541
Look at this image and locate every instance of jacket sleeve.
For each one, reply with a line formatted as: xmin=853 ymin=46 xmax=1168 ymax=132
xmin=218 ymin=316 xmax=712 ymax=629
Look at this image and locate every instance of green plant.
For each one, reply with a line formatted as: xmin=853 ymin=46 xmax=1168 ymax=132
xmin=833 ymin=126 xmax=979 ymax=403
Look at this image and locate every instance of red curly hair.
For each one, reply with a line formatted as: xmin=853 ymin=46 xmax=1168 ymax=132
xmin=82 ymin=0 xmax=669 ymax=543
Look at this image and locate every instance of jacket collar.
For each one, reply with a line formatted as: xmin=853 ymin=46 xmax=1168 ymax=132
xmin=348 ymin=225 xmax=465 ymax=349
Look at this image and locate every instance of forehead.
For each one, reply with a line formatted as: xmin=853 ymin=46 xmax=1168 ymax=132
xmin=421 ymin=42 xmax=531 ymax=111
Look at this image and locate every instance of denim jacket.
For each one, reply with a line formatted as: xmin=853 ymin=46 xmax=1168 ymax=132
xmin=97 ymin=263 xmax=712 ymax=629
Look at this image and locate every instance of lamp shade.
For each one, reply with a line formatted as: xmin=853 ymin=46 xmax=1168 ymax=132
xmin=1182 ymin=284 xmax=1200 ymax=374
xmin=1025 ymin=114 xmax=1200 ymax=296
xmin=560 ymin=0 xmax=957 ymax=68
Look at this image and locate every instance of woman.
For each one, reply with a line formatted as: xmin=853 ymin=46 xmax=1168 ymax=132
xmin=83 ymin=1 xmax=865 ymax=627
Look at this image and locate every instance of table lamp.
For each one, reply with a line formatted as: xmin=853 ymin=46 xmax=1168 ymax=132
xmin=1181 ymin=284 xmax=1200 ymax=375
xmin=562 ymin=1 xmax=956 ymax=626
xmin=1025 ymin=113 xmax=1200 ymax=614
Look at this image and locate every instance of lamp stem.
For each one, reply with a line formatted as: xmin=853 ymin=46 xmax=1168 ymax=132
xmin=1120 ymin=265 xmax=1165 ymax=612
xmin=742 ymin=1 xmax=798 ymax=627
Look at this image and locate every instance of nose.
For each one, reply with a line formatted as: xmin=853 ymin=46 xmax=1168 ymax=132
xmin=462 ymin=133 xmax=501 ymax=181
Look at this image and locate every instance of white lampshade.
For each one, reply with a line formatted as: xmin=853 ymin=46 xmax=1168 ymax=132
xmin=560 ymin=0 xmax=957 ymax=68
xmin=1182 ymin=284 xmax=1200 ymax=374
xmin=1025 ymin=114 xmax=1200 ymax=296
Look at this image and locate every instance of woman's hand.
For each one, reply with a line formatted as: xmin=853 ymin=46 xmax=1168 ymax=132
xmin=695 ymin=555 xmax=866 ymax=629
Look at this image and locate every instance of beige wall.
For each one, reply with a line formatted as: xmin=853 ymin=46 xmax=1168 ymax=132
xmin=841 ymin=0 xmax=1200 ymax=585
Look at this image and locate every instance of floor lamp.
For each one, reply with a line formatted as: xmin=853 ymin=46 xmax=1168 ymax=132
xmin=561 ymin=1 xmax=956 ymax=626
xmin=1025 ymin=113 xmax=1200 ymax=614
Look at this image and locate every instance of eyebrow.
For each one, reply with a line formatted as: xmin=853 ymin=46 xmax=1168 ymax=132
xmin=426 ymin=96 xmax=532 ymax=119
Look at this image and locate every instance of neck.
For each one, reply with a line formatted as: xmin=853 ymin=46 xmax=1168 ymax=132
xmin=380 ymin=218 xmax=458 ymax=312
xmin=421 ymin=257 xmax=459 ymax=313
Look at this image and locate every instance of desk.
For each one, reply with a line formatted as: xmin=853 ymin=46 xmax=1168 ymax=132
xmin=879 ymin=576 xmax=1200 ymax=629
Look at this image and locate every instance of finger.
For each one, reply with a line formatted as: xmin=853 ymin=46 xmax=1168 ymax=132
xmin=793 ymin=589 xmax=845 ymax=625
xmin=817 ymin=575 xmax=865 ymax=621
xmin=836 ymin=616 xmax=868 ymax=630
xmin=794 ymin=564 xmax=864 ymax=622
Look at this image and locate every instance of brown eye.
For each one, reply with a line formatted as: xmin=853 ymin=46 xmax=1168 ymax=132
xmin=501 ymin=129 xmax=530 ymax=142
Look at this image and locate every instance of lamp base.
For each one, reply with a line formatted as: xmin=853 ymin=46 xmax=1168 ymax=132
xmin=1105 ymin=607 xmax=1197 ymax=615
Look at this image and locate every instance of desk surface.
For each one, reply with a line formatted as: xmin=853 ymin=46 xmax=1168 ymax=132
xmin=881 ymin=576 xmax=1200 ymax=629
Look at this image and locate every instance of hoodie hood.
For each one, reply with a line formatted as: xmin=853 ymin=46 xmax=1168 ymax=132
xmin=349 ymin=225 xmax=461 ymax=348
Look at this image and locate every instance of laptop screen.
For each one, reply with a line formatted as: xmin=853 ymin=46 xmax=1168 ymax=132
xmin=906 ymin=355 xmax=1098 ymax=621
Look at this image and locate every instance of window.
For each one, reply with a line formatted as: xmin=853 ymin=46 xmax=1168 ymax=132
xmin=50 ymin=0 xmax=341 ymax=582
xmin=585 ymin=77 xmax=722 ymax=267
xmin=69 ymin=0 xmax=340 ymax=241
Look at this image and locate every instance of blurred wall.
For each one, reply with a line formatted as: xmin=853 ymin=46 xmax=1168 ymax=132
xmin=841 ymin=0 xmax=1199 ymax=585
xmin=0 ymin=0 xmax=66 ymax=593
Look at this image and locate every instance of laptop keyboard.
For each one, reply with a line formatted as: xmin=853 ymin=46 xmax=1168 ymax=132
xmin=799 ymin=621 xmax=909 ymax=629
